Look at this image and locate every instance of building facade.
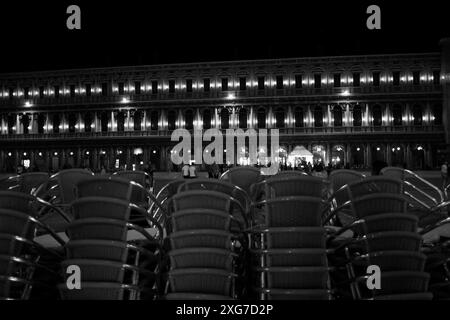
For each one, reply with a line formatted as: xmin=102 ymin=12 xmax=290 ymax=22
xmin=1 ymin=40 xmax=449 ymax=173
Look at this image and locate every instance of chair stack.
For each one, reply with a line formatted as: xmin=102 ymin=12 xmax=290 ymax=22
xmin=0 ymin=191 xmax=64 ymax=300
xmin=58 ymin=177 xmax=163 ymax=300
xmin=164 ymin=185 xmax=248 ymax=300
xmin=249 ymin=174 xmax=332 ymax=300
xmin=328 ymin=187 xmax=432 ymax=300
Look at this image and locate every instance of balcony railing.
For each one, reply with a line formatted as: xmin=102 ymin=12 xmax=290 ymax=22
xmin=0 ymin=125 xmax=444 ymax=141
xmin=0 ymin=84 xmax=442 ymax=107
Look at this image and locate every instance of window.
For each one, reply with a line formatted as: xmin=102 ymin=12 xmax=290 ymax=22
xmin=221 ymin=108 xmax=229 ymax=129
xmin=275 ymin=108 xmax=285 ymax=128
xmin=84 ymin=113 xmax=92 ymax=133
xmin=152 ymin=81 xmax=158 ymax=94
xmin=135 ymin=81 xmax=141 ymax=95
xmin=333 ymin=74 xmax=341 ymax=88
xmin=276 ymin=76 xmax=283 ymax=90
xmin=24 ymin=87 xmax=29 ymax=99
xmin=353 ymin=105 xmax=362 ymax=127
xmin=52 ymin=114 xmax=60 ymax=133
xmin=257 ymin=108 xmax=266 ymax=129
xmin=294 ymin=108 xmax=304 ymax=128
xmin=9 ymin=88 xmax=14 ymax=100
xmin=185 ymin=110 xmax=194 ymax=130
xmin=239 ymin=108 xmax=247 ymax=128
xmin=133 ymin=111 xmax=142 ymax=131
xmin=413 ymin=105 xmax=423 ymax=126
xmin=295 ymin=75 xmax=302 ymax=89
xmin=167 ymin=110 xmax=176 ymax=131
xmin=433 ymin=104 xmax=442 ymax=125
xmin=393 ymin=104 xmax=402 ymax=126
xmin=239 ymin=77 xmax=246 ymax=91
xmin=118 ymin=83 xmax=124 ymax=95
xmin=85 ymin=84 xmax=92 ymax=97
xmin=314 ymin=74 xmax=321 ymax=89
xmin=393 ymin=72 xmax=400 ymax=86
xmin=258 ymin=77 xmax=265 ymax=90
xmin=221 ymin=78 xmax=228 ymax=91
xmin=22 ymin=115 xmax=30 ymax=134
xmin=433 ymin=70 xmax=441 ymax=85
xmin=353 ymin=73 xmax=360 ymax=87
xmin=333 ymin=106 xmax=343 ymax=127
xmin=102 ymin=83 xmax=108 ymax=96
xmin=186 ymin=79 xmax=193 ymax=93
xmin=39 ymin=86 xmax=45 ymax=99
xmin=54 ymin=86 xmax=60 ymax=98
xmin=101 ymin=112 xmax=108 ymax=132
xmin=117 ymin=112 xmax=125 ymax=132
xmin=372 ymin=105 xmax=382 ymax=126
xmin=314 ymin=106 xmax=323 ymax=127
xmin=169 ymin=80 xmax=175 ymax=93
xmin=203 ymin=109 xmax=211 ymax=129
xmin=413 ymin=71 xmax=420 ymax=85
xmin=37 ymin=114 xmax=45 ymax=134
xmin=150 ymin=111 xmax=158 ymax=130
xmin=372 ymin=72 xmax=380 ymax=87
xmin=203 ymin=78 xmax=210 ymax=92
xmin=68 ymin=113 xmax=77 ymax=133
xmin=70 ymin=85 xmax=76 ymax=98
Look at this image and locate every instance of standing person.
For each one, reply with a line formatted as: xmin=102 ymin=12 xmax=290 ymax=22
xmin=182 ymin=162 xmax=190 ymax=179
xmin=189 ymin=161 xmax=197 ymax=179
xmin=441 ymin=161 xmax=448 ymax=190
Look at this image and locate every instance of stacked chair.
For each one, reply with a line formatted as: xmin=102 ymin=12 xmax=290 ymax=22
xmin=163 ymin=180 xmax=250 ymax=300
xmin=326 ymin=176 xmax=433 ymax=300
xmin=58 ymin=176 xmax=164 ymax=300
xmin=248 ymin=174 xmax=333 ymax=300
xmin=0 ymin=191 xmax=66 ymax=300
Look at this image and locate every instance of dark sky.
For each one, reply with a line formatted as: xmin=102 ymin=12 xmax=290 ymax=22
xmin=0 ymin=0 xmax=448 ymax=73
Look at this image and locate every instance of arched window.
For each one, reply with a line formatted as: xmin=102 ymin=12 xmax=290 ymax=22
xmin=133 ymin=111 xmax=142 ymax=131
xmin=203 ymin=109 xmax=211 ymax=129
xmin=221 ymin=108 xmax=230 ymax=129
xmin=150 ymin=111 xmax=158 ymax=131
xmin=372 ymin=105 xmax=382 ymax=127
xmin=168 ymin=110 xmax=176 ymax=131
xmin=333 ymin=106 xmax=343 ymax=127
xmin=392 ymin=104 xmax=402 ymax=126
xmin=353 ymin=105 xmax=362 ymax=127
xmin=275 ymin=108 xmax=285 ymax=128
xmin=185 ymin=109 xmax=194 ymax=130
xmin=257 ymin=108 xmax=266 ymax=129
xmin=239 ymin=108 xmax=247 ymax=129
xmin=314 ymin=106 xmax=323 ymax=128
xmin=413 ymin=105 xmax=423 ymax=126
xmin=294 ymin=107 xmax=304 ymax=128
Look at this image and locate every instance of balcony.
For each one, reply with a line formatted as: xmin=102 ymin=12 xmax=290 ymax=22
xmin=0 ymin=125 xmax=444 ymax=142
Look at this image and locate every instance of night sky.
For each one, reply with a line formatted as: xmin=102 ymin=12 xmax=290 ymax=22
xmin=0 ymin=1 xmax=448 ymax=73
